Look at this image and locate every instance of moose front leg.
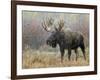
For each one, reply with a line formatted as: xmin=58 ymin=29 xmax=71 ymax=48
xmin=60 ymin=48 xmax=65 ymax=63
xmin=74 ymin=49 xmax=78 ymax=61
xmin=68 ymin=49 xmax=71 ymax=61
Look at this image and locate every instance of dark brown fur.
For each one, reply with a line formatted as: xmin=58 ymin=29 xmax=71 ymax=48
xmin=47 ymin=30 xmax=86 ymax=62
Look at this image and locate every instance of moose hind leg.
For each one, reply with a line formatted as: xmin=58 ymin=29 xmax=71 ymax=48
xmin=80 ymin=42 xmax=86 ymax=60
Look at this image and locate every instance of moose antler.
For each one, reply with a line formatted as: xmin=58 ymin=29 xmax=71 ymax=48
xmin=42 ymin=17 xmax=65 ymax=32
xmin=57 ymin=19 xmax=64 ymax=31
xmin=42 ymin=17 xmax=54 ymax=32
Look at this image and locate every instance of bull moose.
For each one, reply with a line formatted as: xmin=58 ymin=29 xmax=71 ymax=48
xmin=42 ymin=17 xmax=86 ymax=62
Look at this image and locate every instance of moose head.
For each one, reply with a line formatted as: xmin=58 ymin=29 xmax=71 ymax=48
xmin=42 ymin=17 xmax=65 ymax=48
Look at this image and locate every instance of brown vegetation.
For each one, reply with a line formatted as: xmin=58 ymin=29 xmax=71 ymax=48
xmin=22 ymin=48 xmax=89 ymax=69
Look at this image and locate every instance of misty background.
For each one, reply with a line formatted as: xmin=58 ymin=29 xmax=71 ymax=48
xmin=22 ymin=10 xmax=89 ymax=50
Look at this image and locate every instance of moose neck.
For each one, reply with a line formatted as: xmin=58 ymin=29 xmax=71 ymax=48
xmin=56 ymin=32 xmax=65 ymax=48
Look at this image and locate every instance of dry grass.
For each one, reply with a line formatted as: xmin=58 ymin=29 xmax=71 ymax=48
xmin=22 ymin=48 xmax=89 ymax=69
